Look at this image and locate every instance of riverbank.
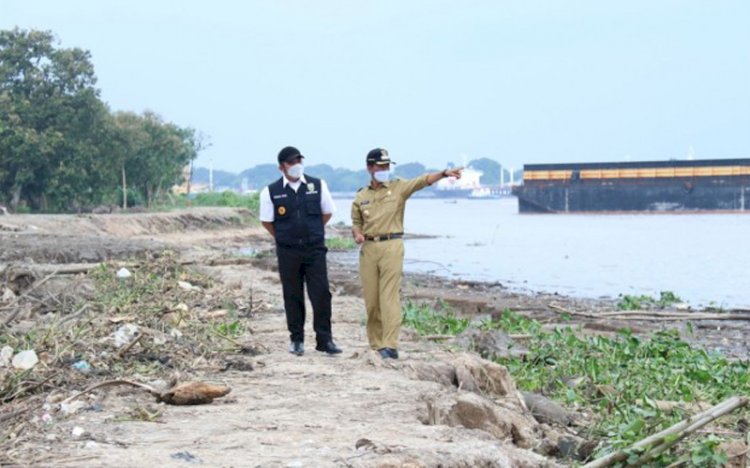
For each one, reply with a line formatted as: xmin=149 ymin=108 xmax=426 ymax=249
xmin=1 ymin=209 xmax=748 ymax=466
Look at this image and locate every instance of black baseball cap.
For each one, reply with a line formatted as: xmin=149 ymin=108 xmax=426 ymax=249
xmin=366 ymin=148 xmax=396 ymax=165
xmin=278 ymin=146 xmax=304 ymax=164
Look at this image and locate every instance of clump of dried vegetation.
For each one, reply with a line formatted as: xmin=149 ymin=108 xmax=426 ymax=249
xmin=0 ymin=251 xmax=264 ymax=464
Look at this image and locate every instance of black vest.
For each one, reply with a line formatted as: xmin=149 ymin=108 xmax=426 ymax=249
xmin=269 ymin=176 xmax=325 ymax=247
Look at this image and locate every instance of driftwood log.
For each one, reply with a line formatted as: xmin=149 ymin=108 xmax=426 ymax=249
xmin=60 ymin=379 xmax=231 ymax=406
xmin=548 ymin=303 xmax=750 ymax=322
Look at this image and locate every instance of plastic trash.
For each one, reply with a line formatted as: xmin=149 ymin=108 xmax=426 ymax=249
xmin=1 ymin=287 xmax=16 ymax=303
xmin=170 ymin=451 xmax=200 ymax=463
xmin=60 ymin=400 xmax=86 ymax=415
xmin=177 ymin=280 xmax=199 ymax=291
xmin=116 ymin=267 xmax=132 ymax=279
xmin=112 ymin=324 xmax=139 ymax=347
xmin=71 ymin=426 xmax=86 ymax=438
xmin=71 ymin=360 xmax=91 ymax=373
xmin=0 ymin=346 xmax=13 ymax=367
xmin=12 ymin=349 xmax=39 ymax=370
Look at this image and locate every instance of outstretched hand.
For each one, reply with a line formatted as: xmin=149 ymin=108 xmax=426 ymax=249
xmin=445 ymin=167 xmax=463 ymax=179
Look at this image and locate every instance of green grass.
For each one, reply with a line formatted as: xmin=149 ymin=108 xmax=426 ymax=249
xmin=401 ymin=301 xmax=748 ymax=466
xmin=153 ymin=191 xmax=260 ymax=213
xmin=325 ymin=236 xmax=357 ymax=251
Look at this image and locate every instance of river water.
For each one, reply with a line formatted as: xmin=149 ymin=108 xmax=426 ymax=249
xmin=330 ymin=197 xmax=750 ymax=308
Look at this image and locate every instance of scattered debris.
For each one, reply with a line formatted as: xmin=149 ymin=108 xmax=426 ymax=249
xmin=116 ymin=267 xmax=132 ymax=279
xmin=170 ymin=451 xmax=201 ymax=464
xmin=11 ymin=349 xmax=39 ymax=370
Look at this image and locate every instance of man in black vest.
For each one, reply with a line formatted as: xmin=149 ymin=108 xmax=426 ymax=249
xmin=259 ymin=146 xmax=342 ymax=356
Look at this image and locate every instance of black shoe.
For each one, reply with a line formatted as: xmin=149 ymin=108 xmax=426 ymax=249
xmin=377 ymin=348 xmax=391 ymax=359
xmin=315 ymin=340 xmax=342 ymax=354
xmin=289 ymin=341 xmax=304 ymax=356
xmin=387 ymin=348 xmax=399 ymax=359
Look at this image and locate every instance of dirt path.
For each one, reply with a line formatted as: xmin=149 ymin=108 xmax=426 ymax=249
xmin=47 ymin=278 xmax=551 ymax=467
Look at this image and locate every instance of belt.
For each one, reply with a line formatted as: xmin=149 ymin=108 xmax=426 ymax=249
xmin=365 ymin=233 xmax=403 ymax=242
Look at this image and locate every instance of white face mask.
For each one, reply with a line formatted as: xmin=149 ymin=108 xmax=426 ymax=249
xmin=286 ymin=163 xmax=304 ymax=179
xmin=373 ymin=170 xmax=391 ymax=183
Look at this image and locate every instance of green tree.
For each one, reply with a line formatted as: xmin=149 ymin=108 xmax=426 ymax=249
xmin=124 ymin=111 xmax=197 ymax=207
xmin=0 ymin=28 xmax=107 ymax=211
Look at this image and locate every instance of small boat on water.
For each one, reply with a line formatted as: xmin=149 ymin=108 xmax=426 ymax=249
xmin=513 ymin=158 xmax=750 ymax=213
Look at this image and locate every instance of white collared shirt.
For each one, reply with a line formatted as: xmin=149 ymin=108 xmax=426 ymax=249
xmin=259 ymin=174 xmax=335 ymax=222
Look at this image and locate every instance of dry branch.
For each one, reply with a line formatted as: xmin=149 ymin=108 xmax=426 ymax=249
xmin=116 ymin=333 xmax=144 ymax=358
xmin=583 ymin=396 xmax=749 ymax=468
xmin=1 ymin=269 xmax=60 ymax=324
xmin=548 ymin=303 xmax=750 ymax=322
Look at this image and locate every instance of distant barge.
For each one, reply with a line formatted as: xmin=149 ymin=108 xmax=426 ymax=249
xmin=513 ymin=158 xmax=750 ymax=213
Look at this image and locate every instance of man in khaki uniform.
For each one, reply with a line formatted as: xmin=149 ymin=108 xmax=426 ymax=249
xmin=351 ymin=148 xmax=463 ymax=359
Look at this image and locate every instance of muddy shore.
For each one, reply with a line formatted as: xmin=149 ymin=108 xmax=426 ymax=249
xmin=1 ymin=208 xmax=748 ymax=467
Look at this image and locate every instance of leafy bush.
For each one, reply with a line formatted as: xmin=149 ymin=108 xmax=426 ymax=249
xmin=399 ymin=303 xmax=745 ymax=465
xmin=617 ymin=291 xmax=683 ymax=310
xmin=402 ymin=300 xmax=469 ymax=335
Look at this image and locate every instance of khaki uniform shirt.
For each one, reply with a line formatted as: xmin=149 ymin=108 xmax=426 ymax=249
xmin=351 ymin=175 xmax=430 ymax=236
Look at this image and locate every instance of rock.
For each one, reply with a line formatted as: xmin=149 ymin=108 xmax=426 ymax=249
xmin=71 ymin=426 xmax=86 ymax=438
xmin=12 ymin=349 xmax=39 ymax=370
xmin=423 ymin=392 xmax=536 ymax=448
xmin=405 ymin=353 xmax=521 ymax=402
xmin=455 ymin=327 xmax=528 ymax=359
xmin=451 ymin=353 xmax=519 ymax=399
xmin=403 ymin=361 xmax=457 ymax=387
xmin=521 ymin=391 xmax=573 ymax=426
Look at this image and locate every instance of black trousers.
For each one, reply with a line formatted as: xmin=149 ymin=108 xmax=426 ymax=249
xmin=276 ymin=244 xmax=333 ymax=344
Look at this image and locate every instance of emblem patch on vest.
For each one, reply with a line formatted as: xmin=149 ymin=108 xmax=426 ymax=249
xmin=277 ymin=206 xmax=286 ymax=216
xmin=307 ymin=183 xmax=315 ymax=192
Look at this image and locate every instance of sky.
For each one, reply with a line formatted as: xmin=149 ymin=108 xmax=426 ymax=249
xmin=2 ymin=0 xmax=749 ymax=173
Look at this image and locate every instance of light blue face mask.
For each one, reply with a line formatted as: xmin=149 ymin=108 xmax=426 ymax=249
xmin=373 ymin=170 xmax=392 ymax=183
xmin=286 ymin=163 xmax=304 ymax=179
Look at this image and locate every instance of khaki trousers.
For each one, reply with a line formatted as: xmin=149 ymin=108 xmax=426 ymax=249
xmin=359 ymin=239 xmax=404 ymax=350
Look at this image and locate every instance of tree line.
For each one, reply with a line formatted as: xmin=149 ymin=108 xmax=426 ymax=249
xmin=0 ymin=28 xmax=202 ymax=212
xmin=197 ymin=158 xmax=522 ymax=193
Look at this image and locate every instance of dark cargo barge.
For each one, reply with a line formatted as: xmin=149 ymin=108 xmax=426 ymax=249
xmin=513 ymin=158 xmax=750 ymax=213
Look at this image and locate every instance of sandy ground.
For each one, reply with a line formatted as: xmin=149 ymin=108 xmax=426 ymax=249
xmin=1 ymin=208 xmax=747 ymax=467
